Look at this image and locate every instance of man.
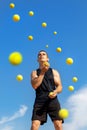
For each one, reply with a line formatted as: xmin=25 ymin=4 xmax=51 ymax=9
xmin=30 ymin=50 xmax=64 ymax=130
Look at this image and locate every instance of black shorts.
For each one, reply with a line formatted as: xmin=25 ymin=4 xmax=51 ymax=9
xmin=31 ymin=98 xmax=64 ymax=125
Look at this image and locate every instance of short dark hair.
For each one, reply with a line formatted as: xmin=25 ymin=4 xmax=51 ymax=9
xmin=37 ymin=50 xmax=48 ymax=57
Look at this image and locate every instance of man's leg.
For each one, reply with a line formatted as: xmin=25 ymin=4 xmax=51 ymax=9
xmin=53 ymin=120 xmax=62 ymax=130
xmin=31 ymin=120 xmax=41 ymax=130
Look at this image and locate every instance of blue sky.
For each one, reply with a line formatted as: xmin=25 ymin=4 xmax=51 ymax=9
xmin=0 ymin=0 xmax=87 ymax=130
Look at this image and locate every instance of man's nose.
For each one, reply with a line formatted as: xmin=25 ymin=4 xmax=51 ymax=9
xmin=40 ymin=54 xmax=43 ymax=56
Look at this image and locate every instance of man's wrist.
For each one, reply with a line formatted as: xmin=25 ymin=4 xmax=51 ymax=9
xmin=54 ymin=89 xmax=59 ymax=94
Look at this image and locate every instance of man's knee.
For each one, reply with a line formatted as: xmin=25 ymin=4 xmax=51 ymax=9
xmin=31 ymin=120 xmax=40 ymax=130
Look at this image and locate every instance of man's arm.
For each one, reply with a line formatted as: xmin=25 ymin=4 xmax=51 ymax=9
xmin=49 ymin=69 xmax=62 ymax=98
xmin=31 ymin=70 xmax=44 ymax=89
xmin=53 ymin=69 xmax=62 ymax=94
xmin=31 ymin=65 xmax=50 ymax=90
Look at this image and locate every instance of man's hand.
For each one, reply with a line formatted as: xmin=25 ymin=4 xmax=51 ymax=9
xmin=43 ymin=62 xmax=50 ymax=67
xmin=48 ymin=90 xmax=57 ymax=99
xmin=41 ymin=62 xmax=50 ymax=74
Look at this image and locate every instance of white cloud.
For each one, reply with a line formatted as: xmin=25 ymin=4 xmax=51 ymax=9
xmin=63 ymin=85 xmax=87 ymax=130
xmin=0 ymin=105 xmax=28 ymax=124
xmin=0 ymin=126 xmax=13 ymax=130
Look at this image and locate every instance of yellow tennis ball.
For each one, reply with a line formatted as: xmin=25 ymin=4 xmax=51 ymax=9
xmin=43 ymin=62 xmax=50 ymax=67
xmin=59 ymin=109 xmax=69 ymax=119
xmin=28 ymin=35 xmax=33 ymax=40
xmin=56 ymin=47 xmax=62 ymax=52
xmin=10 ymin=3 xmax=15 ymax=8
xmin=46 ymin=45 xmax=49 ymax=48
xmin=29 ymin=11 xmax=34 ymax=16
xmin=72 ymin=77 xmax=78 ymax=82
xmin=8 ymin=52 xmax=23 ymax=65
xmin=66 ymin=58 xmax=73 ymax=65
xmin=42 ymin=22 xmax=47 ymax=27
xmin=68 ymin=85 xmax=74 ymax=91
xmin=13 ymin=14 xmax=20 ymax=22
xmin=53 ymin=31 xmax=57 ymax=35
xmin=49 ymin=92 xmax=53 ymax=96
xmin=16 ymin=74 xmax=23 ymax=81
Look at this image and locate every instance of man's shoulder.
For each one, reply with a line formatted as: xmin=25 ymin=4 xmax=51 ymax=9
xmin=31 ymin=68 xmax=41 ymax=76
xmin=48 ymin=68 xmax=58 ymax=74
xmin=31 ymin=68 xmax=39 ymax=72
xmin=52 ymin=68 xmax=59 ymax=74
xmin=31 ymin=70 xmax=36 ymax=75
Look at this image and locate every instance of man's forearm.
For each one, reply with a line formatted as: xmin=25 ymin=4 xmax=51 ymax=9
xmin=54 ymin=85 xmax=62 ymax=94
xmin=31 ymin=73 xmax=44 ymax=89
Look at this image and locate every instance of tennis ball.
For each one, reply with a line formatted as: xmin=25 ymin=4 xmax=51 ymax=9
xmin=29 ymin=11 xmax=34 ymax=16
xmin=10 ymin=3 xmax=15 ymax=8
xmin=28 ymin=35 xmax=33 ymax=40
xmin=66 ymin=58 xmax=73 ymax=65
xmin=72 ymin=77 xmax=78 ymax=82
xmin=43 ymin=62 xmax=50 ymax=67
xmin=59 ymin=109 xmax=69 ymax=119
xmin=8 ymin=52 xmax=23 ymax=65
xmin=13 ymin=14 xmax=20 ymax=22
xmin=68 ymin=85 xmax=74 ymax=91
xmin=53 ymin=31 xmax=57 ymax=35
xmin=49 ymin=92 xmax=53 ymax=96
xmin=56 ymin=47 xmax=62 ymax=52
xmin=46 ymin=45 xmax=49 ymax=48
xmin=16 ymin=74 xmax=23 ymax=81
xmin=42 ymin=22 xmax=47 ymax=27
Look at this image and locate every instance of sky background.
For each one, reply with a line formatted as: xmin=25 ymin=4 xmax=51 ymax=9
xmin=0 ymin=0 xmax=87 ymax=130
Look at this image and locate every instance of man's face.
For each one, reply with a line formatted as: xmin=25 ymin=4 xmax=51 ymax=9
xmin=37 ymin=51 xmax=49 ymax=63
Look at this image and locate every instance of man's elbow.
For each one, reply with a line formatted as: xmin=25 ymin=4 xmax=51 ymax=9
xmin=60 ymin=87 xmax=62 ymax=92
xmin=32 ymin=85 xmax=37 ymax=90
xmin=59 ymin=86 xmax=62 ymax=93
xmin=31 ymin=82 xmax=38 ymax=90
